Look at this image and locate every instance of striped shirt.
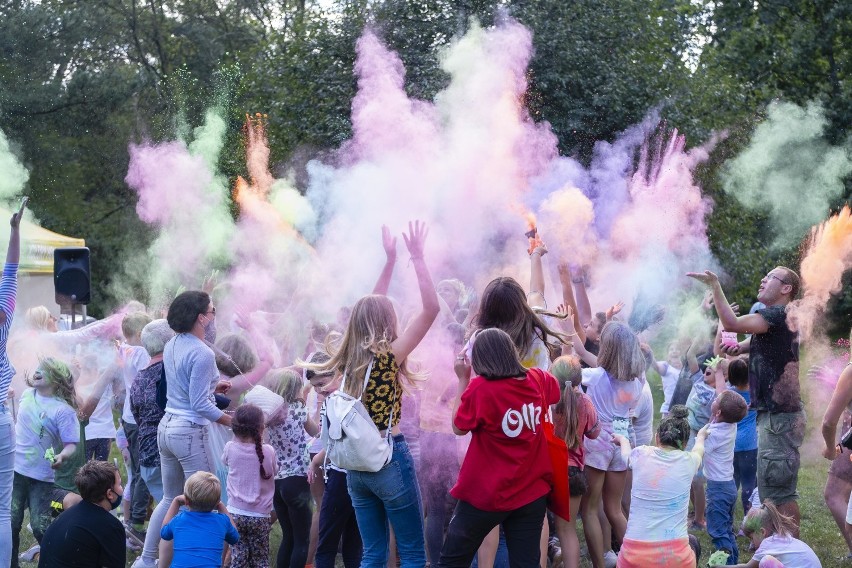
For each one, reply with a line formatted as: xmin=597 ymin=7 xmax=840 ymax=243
xmin=0 ymin=263 xmax=18 ymax=405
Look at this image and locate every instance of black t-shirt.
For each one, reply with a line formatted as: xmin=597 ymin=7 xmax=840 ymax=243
xmin=38 ymin=500 xmax=126 ymax=568
xmin=749 ymin=305 xmax=801 ymax=413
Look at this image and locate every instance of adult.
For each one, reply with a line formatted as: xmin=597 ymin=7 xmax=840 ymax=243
xmin=132 ymin=291 xmax=231 ymax=568
xmin=820 ymin=329 xmax=852 ymax=558
xmin=129 ymin=319 xmax=175 ymax=505
xmin=37 ymin=461 xmax=126 ymax=568
xmin=0 ymin=202 xmax=24 ymax=567
xmin=688 ymin=266 xmax=803 ymax=535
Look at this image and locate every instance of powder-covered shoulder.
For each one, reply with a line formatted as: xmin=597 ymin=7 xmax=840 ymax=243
xmin=581 ymin=367 xmax=605 ymax=387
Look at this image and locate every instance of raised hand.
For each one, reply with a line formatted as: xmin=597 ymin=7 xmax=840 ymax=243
xmin=11 ymin=197 xmax=27 ymax=228
xmin=606 ymin=301 xmax=625 ymax=320
xmin=686 ymin=270 xmax=720 ymax=287
xmin=381 ymin=225 xmax=397 ymax=263
xmin=402 ymin=220 xmax=428 ymax=260
xmin=557 ymin=263 xmax=571 ymax=282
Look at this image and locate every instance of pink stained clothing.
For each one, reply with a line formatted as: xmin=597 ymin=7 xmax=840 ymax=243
xmin=222 ymin=440 xmax=278 ymax=516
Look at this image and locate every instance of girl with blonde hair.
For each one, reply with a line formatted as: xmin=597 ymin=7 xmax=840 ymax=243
xmin=300 ymin=221 xmax=439 ymax=568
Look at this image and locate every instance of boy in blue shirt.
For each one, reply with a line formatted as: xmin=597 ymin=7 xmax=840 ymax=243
xmin=160 ymin=471 xmax=239 ymax=567
xmin=726 ymin=358 xmax=757 ymax=514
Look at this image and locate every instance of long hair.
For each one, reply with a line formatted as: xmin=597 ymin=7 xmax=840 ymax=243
xmin=596 ymin=321 xmax=646 ymax=381
xmin=743 ymin=499 xmax=796 ymax=539
xmin=550 ymin=355 xmax=583 ymax=450
xmin=298 ymin=295 xmax=422 ymax=398
xmin=470 ymin=328 xmax=527 ymax=380
xmin=231 ymin=404 xmax=271 ymax=480
xmin=28 ymin=357 xmax=77 ymax=410
xmin=473 ymin=277 xmax=569 ymax=357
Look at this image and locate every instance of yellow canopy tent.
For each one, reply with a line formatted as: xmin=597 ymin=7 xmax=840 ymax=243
xmin=0 ymin=208 xmax=85 ymax=314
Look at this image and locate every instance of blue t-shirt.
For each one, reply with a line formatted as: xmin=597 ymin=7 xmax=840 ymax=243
xmin=730 ymin=386 xmax=757 ymax=452
xmin=161 ymin=510 xmax=239 ymax=567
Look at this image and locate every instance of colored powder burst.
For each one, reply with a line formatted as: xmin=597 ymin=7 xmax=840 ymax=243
xmin=788 ymin=205 xmax=852 ymax=339
xmin=0 ymin=128 xmax=29 ymax=204
xmin=125 ymin=107 xmax=235 ymax=303
xmin=722 ymin=101 xmax=852 ymax=250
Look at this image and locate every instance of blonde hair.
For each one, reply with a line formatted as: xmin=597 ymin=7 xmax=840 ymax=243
xmin=742 ymin=500 xmax=796 ymax=539
xmin=184 ymin=471 xmax=221 ymax=512
xmin=596 ymin=321 xmax=646 ymax=381
xmin=265 ymin=368 xmax=303 ymax=403
xmin=25 ymin=306 xmax=53 ymax=331
xmin=28 ymin=357 xmax=77 ymax=410
xmin=298 ymin=295 xmax=421 ymax=398
xmin=550 ymin=355 xmax=583 ymax=450
xmin=121 ymin=312 xmax=151 ymax=340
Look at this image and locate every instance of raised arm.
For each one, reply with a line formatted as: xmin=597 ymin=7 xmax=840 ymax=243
xmin=6 ymin=199 xmax=24 ymax=266
xmin=557 ymin=263 xmax=586 ymax=344
xmin=571 ymin=265 xmax=592 ymax=326
xmin=78 ymin=363 xmax=122 ymax=420
xmin=451 ymin=351 xmax=472 ymax=436
xmin=559 ymin=305 xmax=596 ymax=366
xmin=528 ymin=244 xmax=547 ymax=310
xmin=687 ymin=271 xmax=769 ymax=335
xmin=823 ymin=363 xmax=852 ymax=460
xmin=372 ymin=225 xmax=397 ymax=296
xmin=390 ymin=221 xmax=439 ymax=363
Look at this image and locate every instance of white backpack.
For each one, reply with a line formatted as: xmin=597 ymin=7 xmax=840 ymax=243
xmin=322 ymin=360 xmax=394 ymax=475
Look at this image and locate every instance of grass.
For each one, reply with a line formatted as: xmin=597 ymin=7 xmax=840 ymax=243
xmin=17 ymin=370 xmax=848 ymax=567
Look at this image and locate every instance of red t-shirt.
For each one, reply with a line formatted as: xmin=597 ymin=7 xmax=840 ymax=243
xmin=452 ymin=370 xmax=560 ymax=512
xmin=553 ymin=392 xmax=599 ymax=469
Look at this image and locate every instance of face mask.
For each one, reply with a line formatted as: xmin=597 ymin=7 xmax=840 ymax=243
xmin=108 ymin=490 xmax=122 ymax=510
xmin=202 ymin=315 xmax=217 ymax=344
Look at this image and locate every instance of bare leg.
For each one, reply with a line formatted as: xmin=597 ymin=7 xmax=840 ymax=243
xmin=601 ymin=471 xmax=628 ymax=546
xmin=824 ymin=474 xmax=852 ymax=554
xmin=477 ymin=527 xmax=499 ymax=568
xmin=581 ymin=468 xmax=606 ymax=568
xmin=307 ymin=478 xmax=325 ymax=565
xmin=599 ymin=505 xmax=611 ymax=552
xmin=539 ymin=523 xmax=548 ymax=568
xmin=556 ymin=496 xmax=583 ymax=568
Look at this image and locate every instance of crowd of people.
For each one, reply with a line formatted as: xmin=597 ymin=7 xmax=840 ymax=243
xmin=0 ymin=204 xmax=842 ymax=568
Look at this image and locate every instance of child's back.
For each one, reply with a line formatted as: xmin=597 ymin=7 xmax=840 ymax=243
xmin=161 ymin=509 xmax=239 ymax=567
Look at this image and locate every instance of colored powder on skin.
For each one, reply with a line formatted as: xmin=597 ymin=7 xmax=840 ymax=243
xmin=788 ymin=205 xmax=852 ymax=339
xmin=721 ymin=101 xmax=852 ymax=250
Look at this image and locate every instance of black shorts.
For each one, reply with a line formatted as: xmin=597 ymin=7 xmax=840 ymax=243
xmin=568 ymin=466 xmax=588 ymax=497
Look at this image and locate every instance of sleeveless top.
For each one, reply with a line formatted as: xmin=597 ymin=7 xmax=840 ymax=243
xmin=362 ymin=352 xmax=402 ymax=429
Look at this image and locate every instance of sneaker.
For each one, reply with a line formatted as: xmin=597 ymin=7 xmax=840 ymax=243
xmin=124 ymin=522 xmax=146 ymax=548
xmin=19 ymin=545 xmax=40 ymax=563
xmin=130 ymin=556 xmax=158 ymax=568
xmin=604 ymin=550 xmax=617 ymax=568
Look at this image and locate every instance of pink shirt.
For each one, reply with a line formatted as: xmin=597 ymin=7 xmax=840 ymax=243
xmin=222 ymin=440 xmax=278 ymax=516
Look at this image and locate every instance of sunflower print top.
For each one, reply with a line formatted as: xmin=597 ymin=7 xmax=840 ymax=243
xmin=362 ymin=351 xmax=402 ymax=430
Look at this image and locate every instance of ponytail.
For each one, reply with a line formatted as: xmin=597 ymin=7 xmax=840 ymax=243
xmin=232 ymin=404 xmax=271 ymax=480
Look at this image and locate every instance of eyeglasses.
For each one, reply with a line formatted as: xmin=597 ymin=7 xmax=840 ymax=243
xmin=767 ymin=274 xmax=790 ymax=285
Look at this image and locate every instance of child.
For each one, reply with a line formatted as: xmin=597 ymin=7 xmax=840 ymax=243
xmin=655 ymin=342 xmax=684 ymax=416
xmin=550 ymin=355 xmax=600 ymax=568
xmin=613 ymin=406 xmax=707 ymax=568
xmin=713 ymin=500 xmax=821 ymax=568
xmin=160 ymin=471 xmax=240 ymax=568
xmin=727 ymin=359 xmax=757 ymax=514
xmin=223 ymin=403 xmax=277 ymax=568
xmin=266 ymin=369 xmax=319 ymax=568
xmin=685 ymin=356 xmax=728 ymax=530
xmin=704 ymin=385 xmax=748 ymax=565
xmin=11 ymin=358 xmax=79 ymax=568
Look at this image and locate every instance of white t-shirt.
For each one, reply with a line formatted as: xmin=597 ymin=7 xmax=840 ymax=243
xmin=582 ymin=367 xmax=645 ymax=435
xmin=84 ymin=384 xmax=117 ymax=440
xmin=624 ymin=445 xmax=702 ymax=542
xmin=703 ymin=422 xmax=737 ymax=482
xmin=752 ymin=535 xmax=822 ymax=568
xmin=14 ymin=389 xmax=81 ymax=483
xmin=659 ymin=362 xmax=681 ymax=414
xmin=121 ymin=344 xmax=151 ymax=424
xmin=633 ymin=382 xmax=654 ymax=447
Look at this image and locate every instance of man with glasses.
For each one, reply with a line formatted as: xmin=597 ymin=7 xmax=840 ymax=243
xmin=687 ymin=266 xmax=803 ymax=536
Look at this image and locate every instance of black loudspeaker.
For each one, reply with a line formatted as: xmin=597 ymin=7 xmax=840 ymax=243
xmin=54 ymin=247 xmax=91 ymax=305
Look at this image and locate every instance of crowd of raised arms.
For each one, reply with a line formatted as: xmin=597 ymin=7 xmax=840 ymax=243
xmin=0 ymin=204 xmax=843 ymax=568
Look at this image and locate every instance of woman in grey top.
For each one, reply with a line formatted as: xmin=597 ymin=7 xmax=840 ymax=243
xmin=133 ymin=291 xmax=231 ymax=568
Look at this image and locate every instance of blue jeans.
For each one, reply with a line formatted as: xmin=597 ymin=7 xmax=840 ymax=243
xmin=140 ymin=413 xmax=213 ymax=562
xmin=733 ymin=449 xmax=757 ymax=514
xmin=706 ymin=480 xmax=738 ymax=564
xmin=346 ymin=435 xmax=425 ymax=568
xmin=0 ymin=406 xmax=14 ymax=568
xmin=316 ymin=469 xmax=361 ymax=568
